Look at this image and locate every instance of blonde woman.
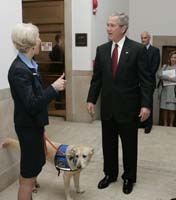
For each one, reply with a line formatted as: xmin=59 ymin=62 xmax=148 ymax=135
xmin=8 ymin=23 xmax=66 ymax=200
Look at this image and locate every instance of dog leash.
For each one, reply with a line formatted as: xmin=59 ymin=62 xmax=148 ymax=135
xmin=43 ymin=132 xmax=64 ymax=155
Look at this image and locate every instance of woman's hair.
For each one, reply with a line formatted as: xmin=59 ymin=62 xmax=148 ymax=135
xmin=168 ymin=50 xmax=176 ymax=65
xmin=11 ymin=23 xmax=39 ymax=53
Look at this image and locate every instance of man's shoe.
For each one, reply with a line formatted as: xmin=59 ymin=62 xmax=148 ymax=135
xmin=98 ymin=175 xmax=117 ymax=189
xmin=144 ymin=126 xmax=152 ymax=134
xmin=123 ymin=179 xmax=134 ymax=194
xmin=170 ymin=199 xmax=176 ymax=200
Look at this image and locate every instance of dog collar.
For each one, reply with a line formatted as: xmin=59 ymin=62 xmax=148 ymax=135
xmin=54 ymin=144 xmax=77 ymax=172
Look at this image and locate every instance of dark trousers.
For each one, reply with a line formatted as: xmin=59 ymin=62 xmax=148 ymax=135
xmin=101 ymin=118 xmax=138 ymax=182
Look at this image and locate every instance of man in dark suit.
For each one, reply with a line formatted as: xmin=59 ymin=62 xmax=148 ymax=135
xmin=140 ymin=31 xmax=160 ymax=133
xmin=87 ymin=12 xmax=153 ymax=194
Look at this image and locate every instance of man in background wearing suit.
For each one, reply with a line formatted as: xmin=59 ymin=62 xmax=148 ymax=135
xmin=140 ymin=31 xmax=160 ymax=133
xmin=87 ymin=12 xmax=153 ymax=194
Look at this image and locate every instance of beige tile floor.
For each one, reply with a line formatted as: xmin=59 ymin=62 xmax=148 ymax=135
xmin=0 ymin=117 xmax=176 ymax=200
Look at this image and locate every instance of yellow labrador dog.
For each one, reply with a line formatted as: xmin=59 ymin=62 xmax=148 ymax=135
xmin=1 ymin=138 xmax=94 ymax=200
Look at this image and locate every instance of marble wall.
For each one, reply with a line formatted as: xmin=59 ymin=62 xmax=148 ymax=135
xmin=66 ymin=70 xmax=100 ymax=122
xmin=0 ymin=88 xmax=19 ymax=191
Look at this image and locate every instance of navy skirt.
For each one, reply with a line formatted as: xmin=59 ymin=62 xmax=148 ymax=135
xmin=15 ymin=126 xmax=46 ymax=178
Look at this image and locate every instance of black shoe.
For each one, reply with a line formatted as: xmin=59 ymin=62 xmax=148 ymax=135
xmin=170 ymin=199 xmax=176 ymax=200
xmin=98 ymin=175 xmax=117 ymax=189
xmin=123 ymin=179 xmax=134 ymax=194
xmin=144 ymin=126 xmax=152 ymax=134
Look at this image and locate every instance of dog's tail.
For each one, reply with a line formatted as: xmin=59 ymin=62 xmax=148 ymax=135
xmin=1 ymin=138 xmax=20 ymax=150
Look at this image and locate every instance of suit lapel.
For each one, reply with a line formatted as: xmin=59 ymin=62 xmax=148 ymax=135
xmin=105 ymin=41 xmax=113 ymax=76
xmin=18 ymin=56 xmax=42 ymax=83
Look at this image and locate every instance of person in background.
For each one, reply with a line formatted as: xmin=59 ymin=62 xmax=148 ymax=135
xmin=87 ymin=12 xmax=153 ymax=194
xmin=49 ymin=33 xmax=65 ymax=75
xmin=49 ymin=32 xmax=64 ymax=62
xmin=8 ymin=23 xmax=66 ymax=200
xmin=157 ymin=51 xmax=176 ymax=127
xmin=140 ymin=31 xmax=160 ymax=133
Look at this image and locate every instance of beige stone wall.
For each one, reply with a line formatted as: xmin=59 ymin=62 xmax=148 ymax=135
xmin=66 ymin=70 xmax=100 ymax=122
xmin=0 ymin=89 xmax=19 ymax=191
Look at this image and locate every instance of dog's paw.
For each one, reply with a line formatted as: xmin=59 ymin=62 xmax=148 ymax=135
xmin=76 ymin=188 xmax=85 ymax=193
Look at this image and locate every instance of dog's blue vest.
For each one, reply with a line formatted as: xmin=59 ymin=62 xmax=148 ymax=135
xmin=54 ymin=144 xmax=77 ymax=172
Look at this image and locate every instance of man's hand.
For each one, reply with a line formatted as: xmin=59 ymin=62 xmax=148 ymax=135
xmin=138 ymin=107 xmax=150 ymax=122
xmin=87 ymin=102 xmax=95 ymax=118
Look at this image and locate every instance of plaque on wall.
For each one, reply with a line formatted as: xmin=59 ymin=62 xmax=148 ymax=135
xmin=75 ymin=33 xmax=87 ymax=47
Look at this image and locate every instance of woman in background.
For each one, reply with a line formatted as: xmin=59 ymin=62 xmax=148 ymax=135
xmin=157 ymin=51 xmax=176 ymax=126
xmin=8 ymin=23 xmax=66 ymax=200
